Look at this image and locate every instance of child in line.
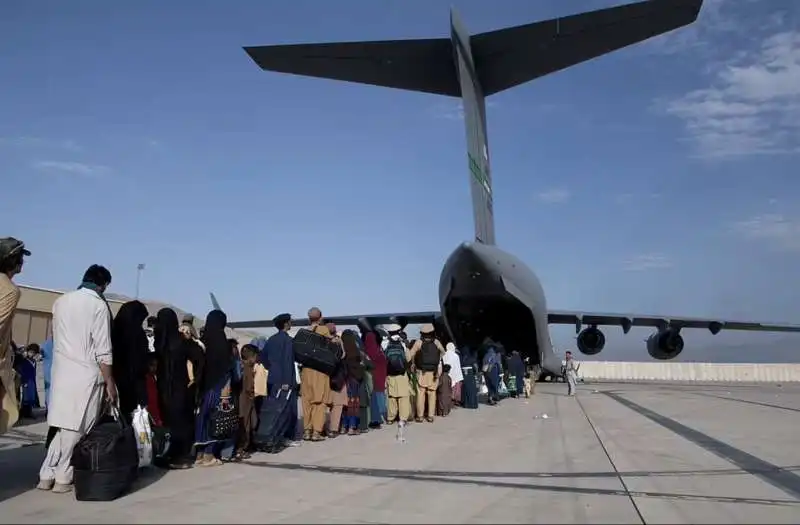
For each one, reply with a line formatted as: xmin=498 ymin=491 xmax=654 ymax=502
xmin=145 ymin=354 xmax=163 ymax=426
xmin=523 ymin=371 xmax=533 ymax=399
xmin=236 ymin=344 xmax=259 ymax=459
xmin=436 ymin=364 xmax=453 ymax=417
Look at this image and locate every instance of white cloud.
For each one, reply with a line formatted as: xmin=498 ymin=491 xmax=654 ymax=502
xmin=661 ymin=6 xmax=800 ymax=159
xmin=623 ymin=254 xmax=673 ymax=272
xmin=33 ymin=160 xmax=111 ymax=177
xmin=732 ymin=214 xmax=800 ymax=251
xmin=537 ymin=188 xmax=570 ymax=204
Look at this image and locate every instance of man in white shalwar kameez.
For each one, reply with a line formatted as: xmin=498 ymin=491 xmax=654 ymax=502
xmin=38 ymin=265 xmax=117 ymax=494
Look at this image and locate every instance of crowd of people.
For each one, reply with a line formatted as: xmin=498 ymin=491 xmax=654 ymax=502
xmin=0 ymin=237 xmax=550 ymax=496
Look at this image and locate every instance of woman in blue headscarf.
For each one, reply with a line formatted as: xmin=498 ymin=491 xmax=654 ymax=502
xmin=193 ymin=310 xmax=235 ymax=467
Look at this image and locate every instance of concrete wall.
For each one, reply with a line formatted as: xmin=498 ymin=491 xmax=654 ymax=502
xmin=578 ymin=361 xmax=800 ymax=383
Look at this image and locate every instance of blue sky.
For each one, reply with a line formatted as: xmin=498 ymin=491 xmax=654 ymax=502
xmin=2 ymin=0 xmax=799 ymax=361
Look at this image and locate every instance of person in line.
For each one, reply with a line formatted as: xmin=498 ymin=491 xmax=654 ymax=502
xmin=155 ymin=307 xmax=204 ymax=468
xmin=325 ymin=324 xmax=347 ymax=437
xmin=436 ymin=364 xmax=453 ymax=417
xmin=264 ymin=313 xmax=299 ymax=447
xmin=357 ymin=335 xmax=373 ymax=434
xmin=220 ymin=338 xmax=243 ymax=461
xmin=39 ymin=264 xmax=117 ymax=493
xmin=383 ymin=324 xmax=411 ymax=434
xmin=249 ymin=335 xmax=269 ymax=433
xmin=409 ymin=324 xmax=444 ymax=423
xmin=300 ymin=307 xmax=331 ymax=441
xmin=40 ymin=337 xmax=54 ymax=412
xmin=0 ymin=237 xmax=29 ymax=435
xmin=341 ymin=329 xmax=365 ymax=436
xmin=363 ymin=328 xmax=387 ymax=429
xmin=507 ymin=350 xmax=526 ymax=399
xmin=15 ymin=344 xmax=40 ymax=419
xmin=193 ymin=310 xmax=234 ymax=467
xmin=564 ymin=350 xmax=580 ymax=397
xmin=144 ymin=353 xmax=162 ymax=426
xmin=481 ymin=339 xmax=502 ymax=406
xmin=459 ymin=344 xmax=480 ymax=409
xmin=143 ymin=316 xmax=156 ymax=353
xmin=178 ymin=323 xmax=204 ymax=408
xmin=111 ymin=300 xmax=150 ymax=420
xmin=442 ymin=342 xmax=463 ymax=407
xmin=236 ymin=344 xmax=258 ymax=459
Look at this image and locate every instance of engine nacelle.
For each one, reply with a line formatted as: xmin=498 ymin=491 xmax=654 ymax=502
xmin=577 ymin=327 xmax=605 ymax=355
xmin=646 ymin=329 xmax=684 ymax=360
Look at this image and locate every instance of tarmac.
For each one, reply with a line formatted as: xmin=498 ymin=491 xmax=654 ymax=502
xmin=1 ymin=381 xmax=799 ymax=524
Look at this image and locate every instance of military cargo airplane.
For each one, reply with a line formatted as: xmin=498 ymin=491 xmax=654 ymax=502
xmin=227 ymin=0 xmax=800 ymax=374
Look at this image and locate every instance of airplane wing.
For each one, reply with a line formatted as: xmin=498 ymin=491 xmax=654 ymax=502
xmin=226 ymin=311 xmax=439 ymax=330
xmin=547 ymin=310 xmax=800 ymax=335
xmin=229 ymin=308 xmax=800 ymax=335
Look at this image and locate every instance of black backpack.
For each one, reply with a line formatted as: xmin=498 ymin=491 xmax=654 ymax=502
xmin=416 ymin=340 xmax=440 ymax=372
xmin=385 ymin=341 xmax=407 ymax=376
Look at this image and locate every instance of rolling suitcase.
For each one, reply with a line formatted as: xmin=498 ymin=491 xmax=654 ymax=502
xmin=292 ymin=328 xmax=339 ymax=376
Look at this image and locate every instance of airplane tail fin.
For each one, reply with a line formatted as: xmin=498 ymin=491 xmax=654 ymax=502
xmin=209 ymin=292 xmax=221 ymax=312
xmin=245 ymin=0 xmax=703 ymax=245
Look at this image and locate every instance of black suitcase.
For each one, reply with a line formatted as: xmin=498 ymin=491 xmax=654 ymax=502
xmin=71 ymin=409 xmax=139 ymax=502
xmin=256 ymin=389 xmax=294 ymax=451
xmin=292 ymin=328 xmax=339 ymax=376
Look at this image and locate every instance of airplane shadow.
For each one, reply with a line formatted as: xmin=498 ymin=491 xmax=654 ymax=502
xmin=241 ymin=459 xmax=800 ymax=507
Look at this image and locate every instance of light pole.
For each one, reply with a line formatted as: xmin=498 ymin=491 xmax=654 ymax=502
xmin=135 ymin=263 xmax=146 ymax=299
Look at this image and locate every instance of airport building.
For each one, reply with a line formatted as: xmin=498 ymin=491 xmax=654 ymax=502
xmin=11 ymin=284 xmax=261 ymax=347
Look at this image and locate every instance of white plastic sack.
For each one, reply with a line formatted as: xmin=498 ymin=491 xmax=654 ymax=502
xmin=479 ymin=380 xmax=488 ymax=395
xmin=132 ymin=405 xmax=153 ymax=468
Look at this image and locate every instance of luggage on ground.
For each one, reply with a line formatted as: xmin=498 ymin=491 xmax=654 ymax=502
xmin=71 ymin=405 xmax=139 ymax=502
xmin=257 ymin=389 xmax=294 ymax=451
xmin=415 ymin=340 xmax=440 ymax=372
xmin=292 ymin=328 xmax=339 ymax=376
xmin=385 ymin=341 xmax=407 ymax=376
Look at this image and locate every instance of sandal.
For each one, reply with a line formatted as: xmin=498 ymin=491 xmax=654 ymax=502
xmin=200 ymin=457 xmax=223 ymax=467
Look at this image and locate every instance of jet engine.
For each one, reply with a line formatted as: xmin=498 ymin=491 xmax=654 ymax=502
xmin=646 ymin=329 xmax=684 ymax=360
xmin=577 ymin=327 xmax=605 ymax=355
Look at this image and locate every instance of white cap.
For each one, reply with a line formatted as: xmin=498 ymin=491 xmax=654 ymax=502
xmin=384 ymin=323 xmax=402 ymax=333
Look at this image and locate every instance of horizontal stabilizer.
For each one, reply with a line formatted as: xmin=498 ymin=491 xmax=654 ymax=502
xmin=244 ymin=38 xmax=459 ymax=96
xmin=471 ymin=0 xmax=704 ymax=95
xmin=244 ymin=0 xmax=703 ymax=98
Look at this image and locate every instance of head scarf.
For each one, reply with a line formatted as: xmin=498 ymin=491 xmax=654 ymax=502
xmin=341 ymin=329 xmax=364 ymax=382
xmin=201 ymin=309 xmax=232 ymax=392
xmin=110 ymin=300 xmax=150 ymax=414
xmin=154 ymin=308 xmax=183 ymax=404
xmin=443 ymin=342 xmax=464 ymax=383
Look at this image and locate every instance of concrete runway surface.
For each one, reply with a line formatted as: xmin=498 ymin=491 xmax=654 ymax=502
xmin=1 ymin=381 xmax=798 ymax=524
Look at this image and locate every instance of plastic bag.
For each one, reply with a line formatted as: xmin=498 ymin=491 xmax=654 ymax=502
xmin=131 ymin=405 xmax=153 ymax=468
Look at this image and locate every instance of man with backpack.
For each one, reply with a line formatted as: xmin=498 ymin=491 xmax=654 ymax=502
xmin=409 ymin=324 xmax=445 ymax=423
xmin=383 ymin=324 xmax=411 ymax=430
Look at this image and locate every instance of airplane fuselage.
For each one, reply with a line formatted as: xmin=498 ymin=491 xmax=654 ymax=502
xmin=439 ymin=242 xmax=563 ymax=374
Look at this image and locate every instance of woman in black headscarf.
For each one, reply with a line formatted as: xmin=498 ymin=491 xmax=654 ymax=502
xmin=193 ymin=310 xmax=235 ymax=467
xmin=340 ymin=329 xmax=365 ymax=436
xmin=154 ymin=308 xmax=204 ymax=468
xmin=111 ymin=300 xmax=150 ymax=420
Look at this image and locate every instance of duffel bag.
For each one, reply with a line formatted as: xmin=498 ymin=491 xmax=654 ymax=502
xmin=71 ymin=405 xmax=139 ymax=502
xmin=292 ymin=328 xmax=338 ymax=376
